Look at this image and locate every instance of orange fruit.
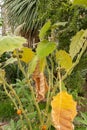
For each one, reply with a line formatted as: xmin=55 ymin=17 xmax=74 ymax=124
xmin=17 ymin=109 xmax=22 ymax=115
xmin=42 ymin=125 xmax=47 ymax=130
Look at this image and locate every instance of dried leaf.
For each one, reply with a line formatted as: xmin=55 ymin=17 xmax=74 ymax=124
xmin=33 ymin=61 xmax=48 ymax=102
xmin=51 ymin=91 xmax=77 ymax=130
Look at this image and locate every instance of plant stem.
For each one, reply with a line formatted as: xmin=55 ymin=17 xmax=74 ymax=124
xmin=46 ymin=59 xmax=53 ymax=113
xmin=3 ymin=83 xmax=18 ymax=110
xmin=1 ymin=78 xmax=32 ymax=130
xmin=58 ymin=68 xmax=62 ymax=92
xmin=2 ymin=78 xmax=31 ymax=129
xmin=58 ymin=69 xmax=62 ymax=130
xmin=27 ymin=80 xmax=43 ymax=126
xmin=17 ymin=54 xmax=42 ymax=126
xmin=17 ymin=57 xmax=26 ymax=77
xmin=17 ymin=55 xmax=43 ymax=127
xmin=45 ymin=59 xmax=55 ymax=128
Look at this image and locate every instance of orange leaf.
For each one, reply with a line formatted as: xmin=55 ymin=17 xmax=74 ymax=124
xmin=51 ymin=91 xmax=77 ymax=130
xmin=33 ymin=61 xmax=48 ymax=102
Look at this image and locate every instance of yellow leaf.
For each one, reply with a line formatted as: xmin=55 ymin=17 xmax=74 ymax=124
xmin=51 ymin=91 xmax=77 ymax=130
xmin=0 ymin=69 xmax=5 ymax=84
xmin=13 ymin=47 xmax=35 ymax=63
xmin=56 ymin=50 xmax=73 ymax=71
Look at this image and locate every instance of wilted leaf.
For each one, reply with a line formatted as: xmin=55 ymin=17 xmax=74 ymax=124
xmin=73 ymin=0 xmax=87 ymax=7
xmin=0 ymin=36 xmax=26 ymax=56
xmin=13 ymin=47 xmax=35 ymax=63
xmin=69 ymin=30 xmax=87 ymax=60
xmin=56 ymin=50 xmax=73 ymax=71
xmin=0 ymin=69 xmax=5 ymax=84
xmin=33 ymin=61 xmax=48 ymax=102
xmin=36 ymin=40 xmax=56 ymax=58
xmin=51 ymin=91 xmax=77 ymax=130
xmin=39 ymin=20 xmax=51 ymax=40
xmin=33 ymin=59 xmax=46 ymax=78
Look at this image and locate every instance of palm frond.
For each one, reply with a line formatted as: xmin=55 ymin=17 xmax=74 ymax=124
xmin=4 ymin=0 xmax=40 ymax=32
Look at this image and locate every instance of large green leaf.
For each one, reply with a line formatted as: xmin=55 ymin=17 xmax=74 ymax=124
xmin=0 ymin=36 xmax=26 ymax=56
xmin=73 ymin=0 xmax=87 ymax=7
xmin=56 ymin=50 xmax=73 ymax=71
xmin=69 ymin=29 xmax=87 ymax=60
xmin=36 ymin=40 xmax=56 ymax=58
xmin=39 ymin=20 xmax=51 ymax=40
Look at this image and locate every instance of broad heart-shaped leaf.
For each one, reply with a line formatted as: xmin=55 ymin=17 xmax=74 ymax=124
xmin=0 ymin=36 xmax=26 ymax=56
xmin=51 ymin=91 xmax=77 ymax=130
xmin=13 ymin=47 xmax=35 ymax=63
xmin=39 ymin=20 xmax=51 ymax=40
xmin=56 ymin=50 xmax=73 ymax=71
xmin=36 ymin=40 xmax=56 ymax=58
xmin=69 ymin=29 xmax=87 ymax=60
xmin=73 ymin=0 xmax=87 ymax=7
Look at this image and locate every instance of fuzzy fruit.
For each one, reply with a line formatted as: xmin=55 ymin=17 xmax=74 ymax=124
xmin=17 ymin=109 xmax=22 ymax=115
xmin=42 ymin=125 xmax=47 ymax=130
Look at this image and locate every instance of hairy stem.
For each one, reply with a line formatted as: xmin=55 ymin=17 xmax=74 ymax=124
xmin=1 ymin=77 xmax=32 ymax=130
xmin=27 ymin=80 xmax=43 ymax=126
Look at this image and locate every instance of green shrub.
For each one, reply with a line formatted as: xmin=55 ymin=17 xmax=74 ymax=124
xmin=0 ymin=100 xmax=16 ymax=121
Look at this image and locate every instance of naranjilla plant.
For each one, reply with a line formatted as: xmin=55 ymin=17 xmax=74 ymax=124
xmin=0 ymin=20 xmax=87 ymax=130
